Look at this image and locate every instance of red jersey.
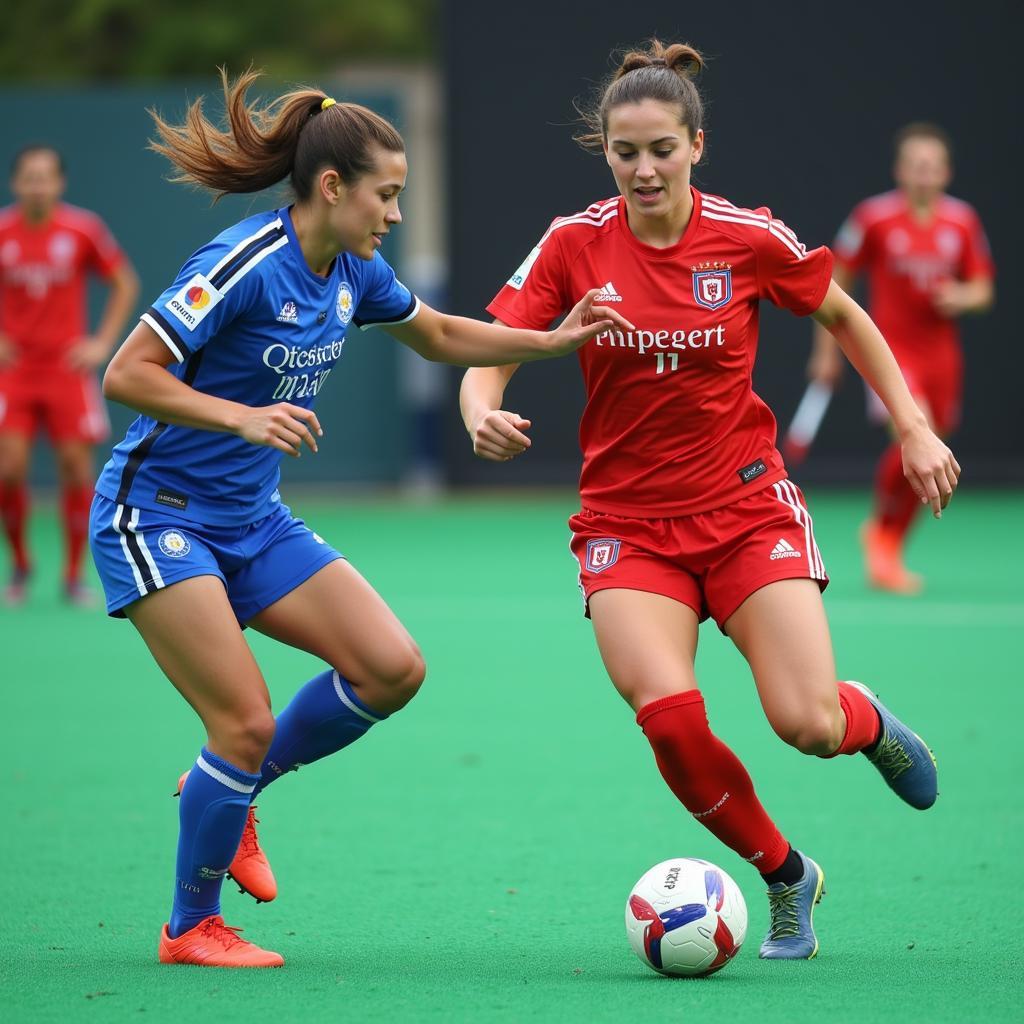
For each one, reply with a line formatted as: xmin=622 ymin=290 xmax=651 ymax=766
xmin=488 ymin=189 xmax=833 ymax=517
xmin=0 ymin=202 xmax=125 ymax=368
xmin=833 ymin=190 xmax=993 ymax=360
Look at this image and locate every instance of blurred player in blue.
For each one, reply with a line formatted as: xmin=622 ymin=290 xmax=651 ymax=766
xmin=90 ymin=70 xmax=628 ymax=968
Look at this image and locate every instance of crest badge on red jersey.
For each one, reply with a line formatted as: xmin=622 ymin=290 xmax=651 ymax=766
xmin=585 ymin=538 xmax=621 ymax=574
xmin=692 ymin=268 xmax=732 ymax=310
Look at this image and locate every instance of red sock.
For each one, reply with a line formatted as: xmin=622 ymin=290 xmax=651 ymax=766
xmin=61 ymin=483 xmax=94 ymax=585
xmin=829 ymin=681 xmax=882 ymax=756
xmin=637 ymin=691 xmax=790 ymax=874
xmin=875 ymin=443 xmax=921 ymax=541
xmin=0 ymin=481 xmax=30 ymax=573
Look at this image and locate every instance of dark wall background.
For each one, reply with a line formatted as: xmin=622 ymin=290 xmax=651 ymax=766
xmin=443 ymin=0 xmax=1020 ymax=488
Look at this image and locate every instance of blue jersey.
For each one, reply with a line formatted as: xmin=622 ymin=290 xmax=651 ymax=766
xmin=95 ymin=207 xmax=418 ymax=526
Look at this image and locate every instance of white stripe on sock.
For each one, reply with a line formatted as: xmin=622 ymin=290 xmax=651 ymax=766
xmin=332 ymin=670 xmax=383 ymax=723
xmin=196 ymin=753 xmax=257 ymax=794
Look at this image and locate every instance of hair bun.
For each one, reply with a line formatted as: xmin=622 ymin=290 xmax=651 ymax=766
xmin=663 ymin=43 xmax=704 ymax=80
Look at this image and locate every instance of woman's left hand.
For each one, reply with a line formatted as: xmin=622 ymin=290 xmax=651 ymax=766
xmin=546 ymin=288 xmax=635 ymax=356
xmin=901 ymin=424 xmax=961 ymax=518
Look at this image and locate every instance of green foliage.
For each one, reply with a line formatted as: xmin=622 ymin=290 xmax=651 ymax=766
xmin=0 ymin=0 xmax=436 ymax=81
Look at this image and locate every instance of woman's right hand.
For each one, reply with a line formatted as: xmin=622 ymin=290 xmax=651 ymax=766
xmin=236 ymin=403 xmax=323 ymax=457
xmin=469 ymin=409 xmax=532 ymax=461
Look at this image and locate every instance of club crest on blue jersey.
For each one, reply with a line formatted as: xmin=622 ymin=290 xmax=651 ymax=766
xmin=157 ymin=530 xmax=191 ymax=558
xmin=336 ymin=282 xmax=355 ymax=326
xmin=692 ymin=268 xmax=733 ymax=311
xmin=586 ymin=538 xmax=621 ymax=573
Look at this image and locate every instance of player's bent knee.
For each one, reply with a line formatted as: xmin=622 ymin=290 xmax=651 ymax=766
xmin=775 ymin=711 xmax=844 ymax=756
xmin=346 ymin=639 xmax=426 ymax=712
xmin=212 ymin=711 xmax=277 ymax=769
xmin=381 ymin=645 xmax=426 ymax=706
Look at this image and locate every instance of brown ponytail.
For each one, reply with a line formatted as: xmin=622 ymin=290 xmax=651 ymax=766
xmin=149 ymin=68 xmax=405 ymax=201
xmin=575 ymin=40 xmax=705 ymax=154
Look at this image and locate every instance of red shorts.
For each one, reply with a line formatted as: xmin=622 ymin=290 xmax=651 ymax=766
xmin=0 ymin=367 xmax=110 ymax=443
xmin=867 ymin=345 xmax=963 ymax=434
xmin=569 ymin=480 xmax=828 ymax=631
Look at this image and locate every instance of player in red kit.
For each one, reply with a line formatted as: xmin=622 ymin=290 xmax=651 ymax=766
xmin=461 ymin=41 xmax=960 ymax=960
xmin=0 ymin=145 xmax=139 ymax=605
xmin=809 ymin=123 xmax=994 ymax=593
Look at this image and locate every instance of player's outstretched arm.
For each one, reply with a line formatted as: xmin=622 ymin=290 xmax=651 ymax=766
xmin=103 ymin=322 xmax=321 ymax=458
xmin=384 ymin=289 xmax=634 ymax=367
xmin=812 ymin=280 xmax=960 ymax=518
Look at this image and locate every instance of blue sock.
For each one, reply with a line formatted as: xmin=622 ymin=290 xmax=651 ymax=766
xmin=169 ymin=749 xmax=260 ymax=939
xmin=256 ymin=669 xmax=386 ymax=796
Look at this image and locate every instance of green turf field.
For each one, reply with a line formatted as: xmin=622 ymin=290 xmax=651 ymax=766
xmin=3 ymin=490 xmax=1022 ymax=1023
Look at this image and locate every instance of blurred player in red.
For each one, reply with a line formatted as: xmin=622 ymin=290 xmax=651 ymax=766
xmin=0 ymin=144 xmax=139 ymax=605
xmin=461 ymin=40 xmax=959 ymax=960
xmin=808 ymin=124 xmax=994 ymax=593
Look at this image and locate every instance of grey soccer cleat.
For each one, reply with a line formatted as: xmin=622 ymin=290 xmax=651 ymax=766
xmin=759 ymin=851 xmax=825 ymax=960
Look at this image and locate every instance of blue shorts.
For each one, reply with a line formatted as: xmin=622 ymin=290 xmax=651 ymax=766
xmin=89 ymin=493 xmax=344 ymax=623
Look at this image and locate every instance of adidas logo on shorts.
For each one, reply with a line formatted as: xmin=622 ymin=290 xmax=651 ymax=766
xmin=770 ymin=538 xmax=801 ymax=560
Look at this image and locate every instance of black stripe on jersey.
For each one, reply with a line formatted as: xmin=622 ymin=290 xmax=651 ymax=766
xmin=114 ymin=349 xmax=205 ymax=505
xmin=145 ymin=306 xmax=188 ymax=357
xmin=210 ymin=224 xmax=287 ymax=291
xmin=352 ymin=293 xmax=418 ymax=329
xmin=116 ymin=504 xmax=159 ymax=594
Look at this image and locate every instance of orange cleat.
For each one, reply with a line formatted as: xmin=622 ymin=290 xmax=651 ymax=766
xmin=175 ymin=772 xmax=278 ymax=904
xmin=158 ymin=915 xmax=284 ymax=967
xmin=861 ymin=521 xmax=923 ymax=595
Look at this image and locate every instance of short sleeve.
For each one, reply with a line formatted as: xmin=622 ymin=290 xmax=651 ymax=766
xmin=486 ymin=224 xmax=569 ymax=329
xmin=353 ymin=253 xmax=419 ymax=331
xmin=958 ymin=207 xmax=995 ymax=281
xmin=140 ymin=230 xmax=274 ymax=363
xmin=755 ymin=209 xmax=834 ymax=317
xmin=81 ymin=213 xmax=124 ymax=279
xmin=832 ymin=203 xmax=871 ymax=273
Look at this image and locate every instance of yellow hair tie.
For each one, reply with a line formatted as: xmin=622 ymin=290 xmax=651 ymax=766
xmin=321 ymin=97 xmax=336 ymax=111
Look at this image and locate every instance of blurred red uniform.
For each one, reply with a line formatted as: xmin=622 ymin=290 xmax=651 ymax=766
xmin=834 ymin=189 xmax=993 ymax=435
xmin=0 ymin=145 xmax=138 ymax=605
xmin=811 ymin=124 xmax=994 ymax=593
xmin=0 ymin=202 xmax=123 ymax=440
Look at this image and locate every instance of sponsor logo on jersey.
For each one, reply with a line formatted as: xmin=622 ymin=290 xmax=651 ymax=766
xmin=585 ymin=537 xmax=621 ymax=573
xmin=277 ymin=300 xmax=299 ymax=323
xmin=263 ymin=339 xmax=345 ymax=374
xmin=692 ymin=263 xmax=733 ymax=310
xmin=336 ymin=282 xmax=354 ymax=325
xmin=594 ymin=280 xmax=623 ymax=302
xmin=165 ymin=273 xmax=224 ymax=331
xmin=157 ymin=530 xmax=191 ymax=558
xmin=594 ymin=324 xmax=725 ymax=352
xmin=770 ymin=538 xmax=801 ymax=560
xmin=507 ymin=246 xmax=542 ymax=290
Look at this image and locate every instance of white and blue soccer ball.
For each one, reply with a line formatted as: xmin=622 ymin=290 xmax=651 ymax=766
xmin=625 ymin=858 xmax=747 ymax=977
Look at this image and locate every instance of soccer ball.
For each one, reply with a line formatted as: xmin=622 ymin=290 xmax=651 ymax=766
xmin=625 ymin=858 xmax=747 ymax=977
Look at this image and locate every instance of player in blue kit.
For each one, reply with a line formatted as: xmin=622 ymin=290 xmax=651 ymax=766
xmin=89 ymin=70 xmax=629 ymax=968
